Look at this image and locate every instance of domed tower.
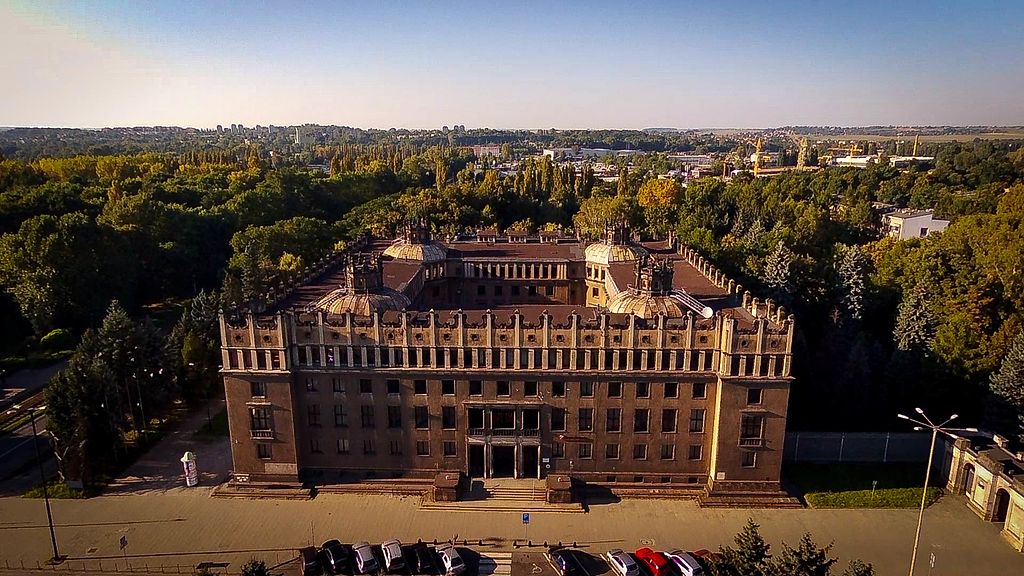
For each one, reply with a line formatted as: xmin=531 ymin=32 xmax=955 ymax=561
xmin=607 ymin=255 xmax=713 ymax=319
xmin=383 ymin=219 xmax=447 ymax=263
xmin=584 ymin=221 xmax=647 ymax=307
xmin=315 ymin=253 xmax=411 ymax=316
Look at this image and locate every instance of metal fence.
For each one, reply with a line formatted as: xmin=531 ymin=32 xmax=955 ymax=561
xmin=783 ymin=432 xmax=935 ymax=463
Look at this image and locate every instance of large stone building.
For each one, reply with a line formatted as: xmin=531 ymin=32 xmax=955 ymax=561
xmin=219 ymin=222 xmax=795 ymax=500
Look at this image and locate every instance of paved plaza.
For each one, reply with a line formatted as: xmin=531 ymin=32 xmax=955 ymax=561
xmin=0 ymin=485 xmax=1021 ymax=575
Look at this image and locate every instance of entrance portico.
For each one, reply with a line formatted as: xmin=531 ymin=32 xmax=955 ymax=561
xmin=466 ymin=404 xmax=543 ymax=479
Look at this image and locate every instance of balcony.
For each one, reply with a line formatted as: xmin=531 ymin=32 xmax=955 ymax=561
xmin=467 ymin=428 xmax=541 ymax=438
xmin=739 ymin=437 xmax=765 ymax=448
xmin=250 ymin=429 xmax=274 ymax=439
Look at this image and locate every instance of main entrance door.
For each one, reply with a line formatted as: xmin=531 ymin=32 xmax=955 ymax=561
xmin=468 ymin=444 xmax=485 ymax=478
xmin=492 ymin=446 xmax=515 ymax=477
xmin=523 ymin=445 xmax=540 ymax=479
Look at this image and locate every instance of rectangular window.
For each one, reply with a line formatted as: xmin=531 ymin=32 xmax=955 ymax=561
xmin=415 ymin=406 xmax=429 ymax=429
xmin=359 ymin=379 xmax=372 ymax=394
xmin=332 ymin=378 xmax=345 ymax=394
xmin=633 ymin=444 xmax=648 ymax=460
xmin=442 ymin=406 xmax=457 ymax=429
xmin=545 ymin=285 xmax=555 ymax=296
xmin=689 ymin=409 xmax=706 ymax=433
xmin=580 ymin=382 xmax=594 ymax=397
xmin=524 ymin=381 xmax=538 ymax=397
xmin=551 ymin=407 xmax=566 ymax=431
xmin=334 ymin=405 xmax=347 ymax=427
xmin=688 ymin=445 xmax=703 ymax=460
xmin=552 ymin=442 xmax=565 ymax=458
xmin=747 ymin=388 xmax=763 ymax=405
xmin=578 ymin=443 xmax=593 ymax=459
xmin=443 ymin=441 xmax=457 ymax=457
xmin=360 ymin=405 xmax=375 ymax=428
xmin=592 ymin=287 xmax=599 ymax=297
xmin=251 ymin=381 xmax=266 ymax=398
xmin=606 ymin=443 xmax=620 ymax=459
xmin=662 ymin=409 xmax=677 ymax=433
xmin=389 ymin=440 xmax=402 ymax=456
xmin=511 ymin=285 xmax=521 ymax=296
xmin=363 ymin=439 xmax=375 ymax=455
xmin=661 ymin=444 xmax=676 ymax=460
xmin=469 ymin=380 xmax=482 ymax=396
xmin=416 ymin=441 xmax=430 ymax=456
xmin=634 ymin=409 xmax=649 ymax=433
xmin=387 ymin=405 xmax=402 ymax=428
xmin=742 ymin=451 xmax=757 ymax=468
xmin=307 ymin=404 xmax=321 ymax=427
xmin=256 ymin=443 xmax=272 ymax=459
xmin=606 ymin=408 xmax=621 ymax=433
xmin=636 ymin=382 xmax=650 ymax=398
xmin=578 ymin=408 xmax=593 ymax=432
xmin=494 ymin=285 xmax=503 ymax=296
xmin=741 ymin=414 xmax=765 ymax=439
xmin=386 ymin=379 xmax=400 ymax=395
xmin=529 ymin=285 xmax=537 ymax=296
xmin=310 ymin=438 xmax=322 ymax=454
xmin=477 ymin=285 xmax=486 ymax=296
xmin=250 ymin=407 xmax=271 ymax=430
xmin=664 ymin=382 xmax=678 ymax=398
xmin=552 ymin=382 xmax=565 ymax=397
xmin=608 ymin=382 xmax=622 ymax=398
xmin=337 ymin=438 xmax=350 ymax=454
xmin=693 ymin=382 xmax=707 ymax=399
xmin=305 ymin=377 xmax=318 ymax=392
xmin=414 ymin=379 xmax=427 ymax=395
xmin=496 ymin=381 xmax=510 ymax=396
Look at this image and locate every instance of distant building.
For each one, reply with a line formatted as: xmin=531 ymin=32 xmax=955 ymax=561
xmin=882 ymin=209 xmax=950 ymax=240
xmin=470 ymin=145 xmax=502 ymax=157
xmin=542 ymin=148 xmax=644 ymax=161
xmin=666 ymin=154 xmax=714 ymax=168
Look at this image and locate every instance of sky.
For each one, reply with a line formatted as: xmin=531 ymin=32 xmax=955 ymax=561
xmin=2 ymin=0 xmax=1023 ymax=129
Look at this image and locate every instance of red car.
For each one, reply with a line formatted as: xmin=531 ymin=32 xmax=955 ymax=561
xmin=634 ymin=548 xmax=671 ymax=576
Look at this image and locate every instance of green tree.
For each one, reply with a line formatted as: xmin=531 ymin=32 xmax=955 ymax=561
xmin=772 ymin=533 xmax=837 ymax=576
xmin=713 ymin=519 xmax=773 ymax=576
xmin=240 ymin=558 xmax=270 ymax=576
xmin=837 ymin=245 xmax=868 ymax=324
xmin=990 ymin=329 xmax=1024 ymax=442
xmin=763 ymin=240 xmax=794 ymax=305
xmin=894 ymin=285 xmax=936 ymax=354
xmin=841 ymin=560 xmax=875 ymax=576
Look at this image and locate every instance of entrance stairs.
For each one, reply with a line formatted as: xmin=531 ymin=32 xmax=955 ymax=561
xmin=420 ymin=478 xmax=584 ymax=513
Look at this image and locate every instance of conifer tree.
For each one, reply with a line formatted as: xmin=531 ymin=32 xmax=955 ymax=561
xmin=990 ymin=329 xmax=1024 ymax=441
xmin=763 ymin=240 xmax=794 ymax=304
xmin=837 ymin=245 xmax=867 ymax=324
xmin=893 ymin=285 xmax=936 ymax=354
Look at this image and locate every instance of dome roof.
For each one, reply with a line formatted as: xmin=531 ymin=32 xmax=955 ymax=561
xmin=383 ymin=240 xmax=447 ymax=263
xmin=585 ymin=242 xmax=647 ymax=265
xmin=315 ymin=288 xmax=411 ymax=316
xmin=606 ymin=291 xmax=689 ymax=319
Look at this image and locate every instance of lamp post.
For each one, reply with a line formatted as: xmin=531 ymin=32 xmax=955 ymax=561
xmin=897 ymin=408 xmax=977 ymax=576
xmin=7 ymin=405 xmax=60 ymax=563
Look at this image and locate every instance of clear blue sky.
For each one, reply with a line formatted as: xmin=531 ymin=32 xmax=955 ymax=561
xmin=2 ymin=0 xmax=1023 ymax=129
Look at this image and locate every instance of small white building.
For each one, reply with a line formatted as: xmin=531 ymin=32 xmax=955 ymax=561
xmin=946 ymin=433 xmax=1024 ymax=551
xmin=666 ymin=153 xmax=714 ymax=168
xmin=882 ymin=209 xmax=950 ymax=240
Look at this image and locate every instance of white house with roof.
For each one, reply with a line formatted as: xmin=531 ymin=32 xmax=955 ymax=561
xmin=882 ymin=208 xmax=950 ymax=240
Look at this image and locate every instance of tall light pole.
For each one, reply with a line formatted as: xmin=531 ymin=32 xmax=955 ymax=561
xmin=7 ymin=405 xmax=61 ymax=563
xmin=897 ymin=408 xmax=977 ymax=576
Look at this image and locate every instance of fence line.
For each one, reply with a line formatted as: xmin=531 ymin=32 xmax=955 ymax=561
xmin=784 ymin=431 xmax=935 ymax=463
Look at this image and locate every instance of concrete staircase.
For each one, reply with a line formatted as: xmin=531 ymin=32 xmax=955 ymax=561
xmin=475 ymin=479 xmax=545 ymax=502
xmin=419 ymin=478 xmax=584 ymax=513
xmin=697 ymin=489 xmax=804 ymax=509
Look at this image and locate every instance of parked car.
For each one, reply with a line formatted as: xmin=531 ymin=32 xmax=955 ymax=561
xmin=411 ymin=542 xmax=436 ymax=574
xmin=436 ymin=544 xmax=466 ymax=575
xmin=663 ymin=549 xmax=704 ymax=576
xmin=300 ymin=546 xmax=323 ymax=576
xmin=605 ymin=549 xmax=639 ymax=576
xmin=635 ymin=548 xmax=671 ymax=576
xmin=352 ymin=541 xmax=379 ymax=574
xmin=320 ymin=540 xmax=350 ymax=575
xmin=546 ymin=548 xmax=577 ymax=576
xmin=382 ymin=539 xmax=406 ymax=572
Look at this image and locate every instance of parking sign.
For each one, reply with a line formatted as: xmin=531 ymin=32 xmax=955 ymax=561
xmin=522 ymin=513 xmax=530 ymax=525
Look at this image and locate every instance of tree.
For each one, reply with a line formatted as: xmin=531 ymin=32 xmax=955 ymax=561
xmin=841 ymin=560 xmax=875 ymax=576
xmin=240 ymin=559 xmax=270 ymax=576
xmin=773 ymin=533 xmax=837 ymax=576
xmin=713 ymin=519 xmax=773 ymax=576
xmin=763 ymin=240 xmax=794 ymax=305
xmin=990 ymin=329 xmax=1024 ymax=442
xmin=837 ymin=245 xmax=868 ymax=324
xmin=894 ymin=285 xmax=936 ymax=354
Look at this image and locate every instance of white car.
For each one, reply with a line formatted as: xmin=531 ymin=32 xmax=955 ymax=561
xmin=663 ymin=549 xmax=704 ymax=576
xmin=436 ymin=544 xmax=465 ymax=575
xmin=382 ymin=539 xmax=405 ymax=572
xmin=605 ymin=549 xmax=639 ymax=576
xmin=352 ymin=541 xmax=379 ymax=574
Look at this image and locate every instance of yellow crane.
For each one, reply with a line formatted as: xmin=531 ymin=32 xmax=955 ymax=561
xmin=913 ymin=135 xmax=920 ymax=156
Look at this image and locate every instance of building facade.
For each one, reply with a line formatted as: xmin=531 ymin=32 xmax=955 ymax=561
xmin=219 ymin=223 xmax=795 ymax=498
xmin=882 ymin=208 xmax=950 ymax=240
xmin=946 ymin=433 xmax=1024 ymax=551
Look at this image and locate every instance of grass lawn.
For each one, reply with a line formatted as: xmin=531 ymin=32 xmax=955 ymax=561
xmin=784 ymin=462 xmax=944 ymax=508
xmin=192 ymin=408 xmax=229 ymax=440
xmin=24 ymin=480 xmax=97 ymax=499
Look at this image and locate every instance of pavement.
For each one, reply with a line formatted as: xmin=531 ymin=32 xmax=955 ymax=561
xmin=0 ymin=361 xmax=65 ymax=409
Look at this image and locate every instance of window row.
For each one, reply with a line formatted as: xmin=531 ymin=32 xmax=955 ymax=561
xmin=306 ymin=404 xmax=458 ymax=430
xmin=567 ymin=408 xmax=706 ymax=433
xmin=558 ymin=442 xmax=701 ymax=461
xmin=304 ymin=438 xmax=458 ymax=457
xmin=298 ymin=378 xmax=718 ymax=401
xmin=474 ymin=284 xmax=556 ymax=297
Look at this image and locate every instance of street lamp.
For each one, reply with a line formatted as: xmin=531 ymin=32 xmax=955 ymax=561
xmin=897 ymin=408 xmax=977 ymax=576
xmin=6 ymin=404 xmax=61 ymax=563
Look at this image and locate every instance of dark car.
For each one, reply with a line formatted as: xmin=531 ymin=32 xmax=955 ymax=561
xmin=547 ymin=549 xmax=577 ymax=576
xmin=300 ymin=546 xmax=323 ymax=576
xmin=321 ymin=540 xmax=350 ymax=574
xmin=412 ymin=542 xmax=436 ymax=574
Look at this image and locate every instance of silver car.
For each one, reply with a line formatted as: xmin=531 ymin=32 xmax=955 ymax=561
xmin=663 ymin=549 xmax=704 ymax=576
xmin=605 ymin=549 xmax=639 ymax=576
xmin=352 ymin=541 xmax=379 ymax=574
xmin=382 ymin=539 xmax=405 ymax=572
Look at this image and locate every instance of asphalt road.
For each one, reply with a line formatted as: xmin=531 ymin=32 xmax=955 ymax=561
xmin=0 ymin=413 xmax=54 ymax=495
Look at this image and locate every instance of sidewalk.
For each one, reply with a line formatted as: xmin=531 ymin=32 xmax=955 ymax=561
xmin=0 ymin=490 xmax=1021 ymax=575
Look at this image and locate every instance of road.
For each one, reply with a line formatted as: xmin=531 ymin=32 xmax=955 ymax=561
xmin=0 ymin=412 xmax=54 ymax=495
